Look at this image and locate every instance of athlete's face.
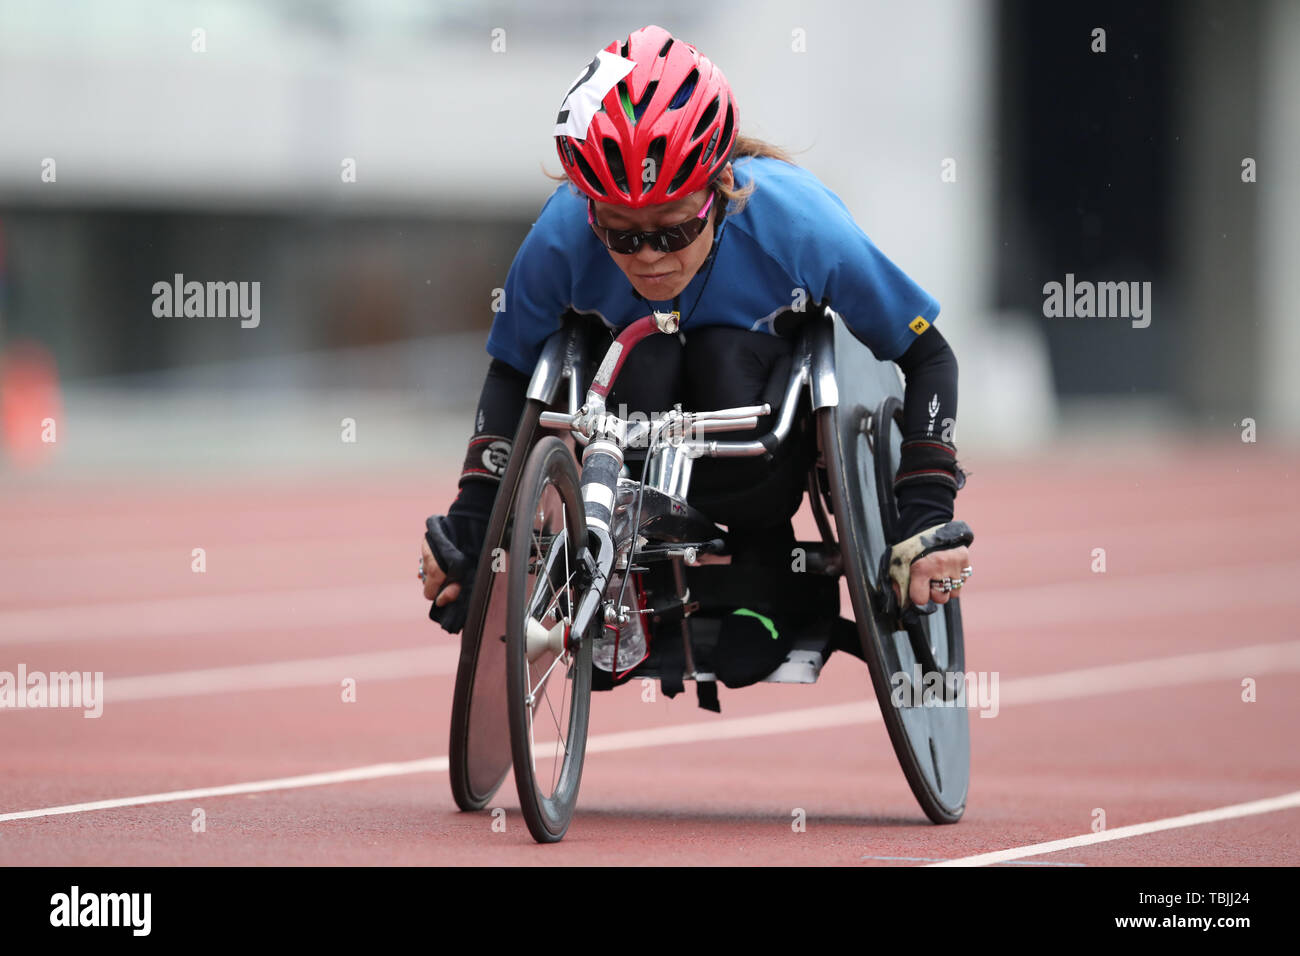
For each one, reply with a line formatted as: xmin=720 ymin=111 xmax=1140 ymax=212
xmin=591 ymin=166 xmax=734 ymax=302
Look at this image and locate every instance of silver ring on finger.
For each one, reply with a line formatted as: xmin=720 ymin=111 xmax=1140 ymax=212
xmin=950 ymin=579 xmax=963 ymax=590
xmin=962 ymin=566 xmax=973 ymax=578
xmin=419 ymin=560 xmax=426 ymax=581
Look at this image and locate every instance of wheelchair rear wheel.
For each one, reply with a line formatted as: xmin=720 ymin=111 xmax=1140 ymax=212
xmin=817 ymin=319 xmax=970 ymax=825
xmin=448 ymin=399 xmax=544 ymax=812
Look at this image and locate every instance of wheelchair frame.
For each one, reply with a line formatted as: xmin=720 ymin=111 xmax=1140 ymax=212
xmin=447 ymin=308 xmax=970 ymax=835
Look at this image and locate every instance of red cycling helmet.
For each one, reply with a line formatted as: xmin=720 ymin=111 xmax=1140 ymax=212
xmin=554 ymin=25 xmax=738 ymax=208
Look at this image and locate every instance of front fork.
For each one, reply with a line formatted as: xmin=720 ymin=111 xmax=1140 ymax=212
xmin=568 ymin=437 xmax=623 ymax=646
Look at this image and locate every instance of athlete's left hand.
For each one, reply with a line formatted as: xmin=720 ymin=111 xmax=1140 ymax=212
xmin=900 ymin=546 xmax=972 ymax=608
xmin=886 ymin=520 xmax=975 ymax=612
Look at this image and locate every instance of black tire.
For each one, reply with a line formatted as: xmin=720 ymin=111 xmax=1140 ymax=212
xmin=506 ymin=437 xmax=592 ymax=843
xmin=818 ymin=400 xmax=970 ymax=825
xmin=448 ymin=400 xmax=544 ymax=812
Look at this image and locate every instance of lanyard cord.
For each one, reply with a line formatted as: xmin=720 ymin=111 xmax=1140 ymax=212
xmin=630 ymin=197 xmax=728 ymax=330
xmin=612 ymin=201 xmax=728 ymax=613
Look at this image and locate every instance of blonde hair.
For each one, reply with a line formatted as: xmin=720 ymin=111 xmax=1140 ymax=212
xmin=714 ymin=135 xmax=797 ymax=214
xmin=545 ymin=133 xmax=797 ymax=217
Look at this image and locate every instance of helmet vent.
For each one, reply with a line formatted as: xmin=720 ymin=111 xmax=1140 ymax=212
xmin=692 ymin=96 xmax=720 ymax=140
xmin=646 ymin=137 xmax=667 ymax=188
xmin=658 ymin=37 xmax=674 ymax=57
xmin=602 ymin=137 xmax=629 ymax=194
xmin=668 ymin=142 xmax=704 ymax=193
xmin=719 ymin=99 xmax=735 ymax=154
xmin=571 ymin=147 xmax=607 ymax=196
xmin=668 ymin=69 xmax=698 ymax=110
xmin=700 ymin=126 xmax=720 ymax=166
xmin=634 ymin=81 xmax=658 ymax=122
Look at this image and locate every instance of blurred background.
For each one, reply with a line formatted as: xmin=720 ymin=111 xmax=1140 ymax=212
xmin=2 ymin=2 xmax=1298 ymax=867
xmin=0 ymin=0 xmax=1296 ymax=477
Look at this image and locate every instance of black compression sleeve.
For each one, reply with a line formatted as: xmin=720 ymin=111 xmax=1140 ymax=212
xmin=447 ymin=358 xmax=529 ymax=524
xmin=892 ymin=326 xmax=962 ymax=541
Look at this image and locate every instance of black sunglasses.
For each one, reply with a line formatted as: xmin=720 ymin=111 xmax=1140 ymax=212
xmin=587 ymin=191 xmax=716 ymax=255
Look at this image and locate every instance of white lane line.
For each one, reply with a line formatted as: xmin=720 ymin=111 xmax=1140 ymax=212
xmin=860 ymin=855 xmax=1086 ymax=866
xmin=1 ymin=636 xmax=1292 ymax=711
xmin=0 ymin=534 xmax=400 ymax=571
xmin=995 ymin=639 xmax=1300 ymax=707
xmin=967 ymin=561 xmax=1300 ymax=626
xmin=4 ymin=501 xmax=1290 ymax=561
xmin=587 ymin=701 xmax=881 ymax=753
xmin=2 ymin=640 xmax=1298 ymax=823
xmin=5 ymin=559 xmax=1299 ymax=646
xmin=927 ymin=791 xmax=1300 ymax=867
xmin=0 ymin=758 xmax=449 ymax=823
xmin=0 ymin=646 xmax=460 ymax=710
xmin=103 ymin=646 xmax=459 ymax=703
xmin=0 ymin=583 xmax=418 ymax=644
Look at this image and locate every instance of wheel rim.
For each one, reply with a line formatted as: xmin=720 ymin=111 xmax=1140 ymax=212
xmin=507 ymin=439 xmax=591 ymax=842
xmin=519 ymin=480 xmax=583 ymax=804
xmin=449 ymin=401 xmax=543 ymax=812
xmin=823 ymin=393 xmax=970 ymax=823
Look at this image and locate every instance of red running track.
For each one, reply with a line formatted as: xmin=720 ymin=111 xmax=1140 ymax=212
xmin=0 ymin=442 xmax=1297 ymax=865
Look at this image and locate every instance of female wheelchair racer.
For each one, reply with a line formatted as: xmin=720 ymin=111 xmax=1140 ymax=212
xmin=419 ymin=24 xmax=974 ymax=660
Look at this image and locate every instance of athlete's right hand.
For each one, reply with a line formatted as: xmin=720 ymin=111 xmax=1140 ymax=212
xmin=422 ymin=513 xmax=484 ymax=634
xmin=420 ymin=538 xmax=461 ymax=605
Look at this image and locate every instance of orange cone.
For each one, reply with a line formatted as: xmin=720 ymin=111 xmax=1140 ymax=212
xmin=0 ymin=341 xmax=63 ymax=469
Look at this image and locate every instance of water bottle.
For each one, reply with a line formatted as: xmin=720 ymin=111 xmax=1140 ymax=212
xmin=592 ymin=571 xmax=649 ymax=674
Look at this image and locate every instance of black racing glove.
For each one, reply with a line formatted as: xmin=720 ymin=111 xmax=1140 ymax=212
xmin=425 ymin=509 xmax=488 ymax=635
xmin=880 ymin=519 xmax=975 ymax=625
xmin=426 ymin=357 xmax=529 ymax=633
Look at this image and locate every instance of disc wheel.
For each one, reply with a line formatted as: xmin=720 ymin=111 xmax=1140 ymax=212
xmin=820 ymin=400 xmax=970 ymax=824
xmin=815 ymin=313 xmax=971 ymax=825
xmin=448 ymin=399 xmax=544 ymax=811
xmin=506 ymin=436 xmax=592 ymax=843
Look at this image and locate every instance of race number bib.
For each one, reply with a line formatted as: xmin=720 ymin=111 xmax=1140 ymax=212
xmin=554 ymin=49 xmax=636 ymax=140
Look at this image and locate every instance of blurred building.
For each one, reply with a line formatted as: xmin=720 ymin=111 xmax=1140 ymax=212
xmin=0 ymin=0 xmax=1295 ymax=469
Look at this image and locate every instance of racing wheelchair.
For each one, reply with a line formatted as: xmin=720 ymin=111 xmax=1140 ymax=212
xmin=446 ymin=308 xmax=970 ymax=843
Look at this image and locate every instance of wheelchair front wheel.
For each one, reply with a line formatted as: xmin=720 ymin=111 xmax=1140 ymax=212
xmin=506 ymin=437 xmax=592 ymax=843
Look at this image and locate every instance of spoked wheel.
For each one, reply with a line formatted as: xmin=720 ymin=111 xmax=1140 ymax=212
xmin=506 ymin=437 xmax=592 ymax=843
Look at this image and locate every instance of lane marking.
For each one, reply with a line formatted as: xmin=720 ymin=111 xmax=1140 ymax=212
xmin=0 ymin=536 xmax=398 ymax=574
xmin=0 ymin=646 xmax=459 ymax=710
xmin=860 ymin=855 xmax=1086 ymax=866
xmin=967 ymin=561 xmax=1300 ymax=626
xmin=0 ymin=583 xmax=419 ymax=644
xmin=4 ymin=559 xmax=1298 ymax=646
xmin=108 ymin=647 xmax=458 ymax=704
xmin=6 ymin=498 xmax=1293 ymax=560
xmin=994 ymin=639 xmax=1300 ymax=707
xmin=0 ymin=541 xmax=401 ymax=604
xmin=2 ymin=636 xmax=1294 ymax=710
xmin=2 ymin=640 xmax=1298 ymax=822
xmin=0 ymin=758 xmax=449 ymax=823
xmin=927 ymin=790 xmax=1300 ymax=867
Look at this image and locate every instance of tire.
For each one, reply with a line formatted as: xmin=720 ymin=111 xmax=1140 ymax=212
xmin=448 ymin=400 xmax=544 ymax=812
xmin=505 ymin=436 xmax=592 ymax=843
xmin=818 ymin=399 xmax=970 ymax=825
